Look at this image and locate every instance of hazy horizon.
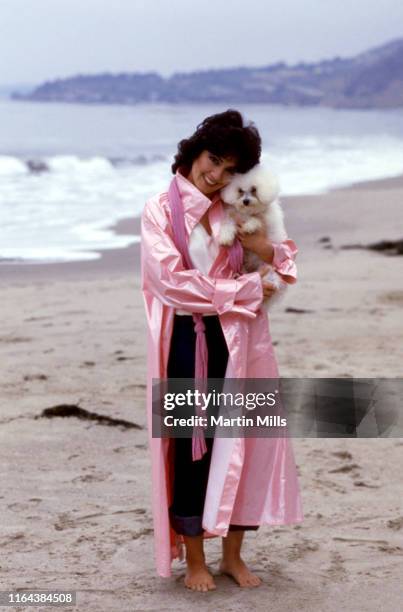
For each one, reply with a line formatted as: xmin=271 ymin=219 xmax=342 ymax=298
xmin=1 ymin=0 xmax=403 ymax=87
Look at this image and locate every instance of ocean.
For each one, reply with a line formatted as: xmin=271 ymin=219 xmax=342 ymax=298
xmin=1 ymin=98 xmax=403 ymax=263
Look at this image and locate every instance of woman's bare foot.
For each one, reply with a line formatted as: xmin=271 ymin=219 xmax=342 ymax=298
xmin=219 ymin=557 xmax=262 ymax=587
xmin=185 ymin=562 xmax=216 ymax=592
xmin=183 ymin=534 xmax=216 ymax=592
xmin=220 ymin=529 xmax=262 ymax=587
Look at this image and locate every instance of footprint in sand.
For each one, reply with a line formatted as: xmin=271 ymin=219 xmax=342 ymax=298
xmin=54 ymin=513 xmax=75 ymax=531
xmin=378 ymin=290 xmax=403 ymax=305
xmin=329 ymin=463 xmax=361 ymax=474
xmin=72 ymin=472 xmax=110 ymax=483
xmin=377 ymin=542 xmax=403 ymax=554
xmin=386 ymin=516 xmax=403 ymax=531
xmin=309 ymin=449 xmax=326 ymax=457
xmin=0 ymin=336 xmax=32 ymax=343
xmin=287 ymin=538 xmax=320 ymax=561
xmin=1 ymin=532 xmax=25 ymax=545
xmin=353 ymin=480 xmax=380 ymax=488
xmin=7 ymin=502 xmax=39 ymax=511
xmin=326 ymin=551 xmax=348 ymax=581
xmin=131 ymin=527 xmax=153 ymax=539
xmin=332 ymin=451 xmax=353 ymax=460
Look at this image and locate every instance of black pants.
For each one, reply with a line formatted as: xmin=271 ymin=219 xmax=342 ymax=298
xmin=167 ymin=314 xmax=259 ymax=537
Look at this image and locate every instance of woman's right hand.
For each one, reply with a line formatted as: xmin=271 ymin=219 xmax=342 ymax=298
xmin=258 ymin=265 xmax=277 ymax=300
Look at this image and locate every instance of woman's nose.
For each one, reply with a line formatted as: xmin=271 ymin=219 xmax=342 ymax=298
xmin=211 ymin=166 xmax=224 ymax=182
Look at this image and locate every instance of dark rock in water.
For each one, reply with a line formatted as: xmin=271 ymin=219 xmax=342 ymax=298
xmin=37 ymin=404 xmax=142 ymax=429
xmin=109 ymin=156 xmax=126 ymax=167
xmin=26 ymin=159 xmax=49 ymax=174
xmin=341 ymin=239 xmax=403 ymax=255
xmin=318 ymin=236 xmax=332 ymax=243
xmin=109 ymin=153 xmax=166 ymax=167
xmin=0 ymin=257 xmax=25 ymax=263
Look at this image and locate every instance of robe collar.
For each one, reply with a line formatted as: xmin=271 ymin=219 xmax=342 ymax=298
xmin=174 ymin=169 xmax=223 ymax=239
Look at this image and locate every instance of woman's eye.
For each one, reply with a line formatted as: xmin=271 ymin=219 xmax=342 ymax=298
xmin=224 ymin=169 xmax=236 ymax=178
xmin=209 ymin=154 xmax=219 ymax=165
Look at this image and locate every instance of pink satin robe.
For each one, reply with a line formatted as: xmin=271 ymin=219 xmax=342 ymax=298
xmin=141 ymin=171 xmax=304 ymax=577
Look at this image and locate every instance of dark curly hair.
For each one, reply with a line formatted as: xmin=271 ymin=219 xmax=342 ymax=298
xmin=171 ymin=109 xmax=261 ymax=175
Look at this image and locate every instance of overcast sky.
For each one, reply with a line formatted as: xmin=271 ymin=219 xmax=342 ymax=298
xmin=1 ymin=0 xmax=403 ymax=86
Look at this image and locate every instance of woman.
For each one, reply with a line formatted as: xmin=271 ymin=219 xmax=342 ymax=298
xmin=141 ymin=109 xmax=303 ymax=591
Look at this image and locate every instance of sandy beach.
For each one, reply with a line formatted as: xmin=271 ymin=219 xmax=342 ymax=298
xmin=1 ymin=175 xmax=403 ymax=611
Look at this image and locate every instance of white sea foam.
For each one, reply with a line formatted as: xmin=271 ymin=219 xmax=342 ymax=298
xmin=1 ymin=102 xmax=403 ymax=263
xmin=0 ymin=154 xmax=168 ymax=263
xmin=264 ymin=134 xmax=403 ymax=195
xmin=0 ymin=155 xmax=27 ymax=175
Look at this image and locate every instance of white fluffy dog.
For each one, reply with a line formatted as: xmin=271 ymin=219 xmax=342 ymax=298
xmin=219 ymin=164 xmax=288 ymax=307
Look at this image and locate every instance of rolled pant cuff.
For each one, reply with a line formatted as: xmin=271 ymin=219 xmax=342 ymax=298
xmin=169 ymin=508 xmax=204 ymax=536
xmin=169 ymin=508 xmax=259 ymax=536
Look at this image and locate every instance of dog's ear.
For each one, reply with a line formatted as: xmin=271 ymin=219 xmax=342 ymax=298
xmin=220 ymin=177 xmax=239 ymax=204
xmin=256 ymin=169 xmax=280 ymax=203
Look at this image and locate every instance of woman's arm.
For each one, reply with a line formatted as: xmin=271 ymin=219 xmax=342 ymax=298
xmin=141 ymin=200 xmax=264 ymax=316
xmin=237 ymin=226 xmax=298 ymax=284
xmin=270 ymin=238 xmax=298 ymax=283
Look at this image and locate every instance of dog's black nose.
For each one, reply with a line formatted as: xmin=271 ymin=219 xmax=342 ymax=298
xmin=243 ymin=198 xmax=250 ymax=206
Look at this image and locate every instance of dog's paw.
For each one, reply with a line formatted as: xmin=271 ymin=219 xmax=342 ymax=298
xmin=242 ymin=217 xmax=262 ymax=234
xmin=219 ymin=225 xmax=237 ymax=246
xmin=263 ymin=269 xmax=284 ymax=290
xmin=261 ymin=269 xmax=288 ymax=311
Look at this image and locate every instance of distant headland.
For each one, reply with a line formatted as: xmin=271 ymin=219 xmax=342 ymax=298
xmin=12 ymin=38 xmax=403 ymax=109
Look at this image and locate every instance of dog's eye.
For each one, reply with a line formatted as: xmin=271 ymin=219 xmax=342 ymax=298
xmin=251 ymin=186 xmax=256 ymax=194
xmin=238 ymin=188 xmax=244 ymax=195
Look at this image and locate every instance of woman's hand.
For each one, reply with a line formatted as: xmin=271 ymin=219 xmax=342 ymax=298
xmin=258 ymin=265 xmax=277 ymax=300
xmin=237 ymin=224 xmax=274 ymax=264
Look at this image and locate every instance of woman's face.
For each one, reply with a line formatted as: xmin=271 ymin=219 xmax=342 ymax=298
xmin=187 ymin=150 xmax=238 ymax=197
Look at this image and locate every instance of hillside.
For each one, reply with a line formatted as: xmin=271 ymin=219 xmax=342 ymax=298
xmin=12 ymin=38 xmax=403 ymax=109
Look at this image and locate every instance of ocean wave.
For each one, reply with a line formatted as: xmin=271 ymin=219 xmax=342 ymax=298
xmin=108 ymin=153 xmax=166 ymax=167
xmin=1 ymin=131 xmax=403 ymax=263
xmin=0 ymin=155 xmax=27 ymax=175
xmin=0 ymin=153 xmax=168 ymax=176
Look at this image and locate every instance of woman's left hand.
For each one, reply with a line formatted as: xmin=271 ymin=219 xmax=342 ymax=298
xmin=237 ymin=224 xmax=274 ymax=264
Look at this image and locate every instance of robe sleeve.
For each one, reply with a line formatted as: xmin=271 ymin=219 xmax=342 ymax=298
xmin=271 ymin=238 xmax=298 ymax=284
xmin=141 ymin=201 xmax=263 ymax=317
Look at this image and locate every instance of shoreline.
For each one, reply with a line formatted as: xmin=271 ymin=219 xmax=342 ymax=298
xmin=1 ymin=172 xmax=403 ymax=284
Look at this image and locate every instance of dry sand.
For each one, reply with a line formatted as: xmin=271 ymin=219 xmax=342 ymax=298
xmin=1 ymin=175 xmax=402 ymax=611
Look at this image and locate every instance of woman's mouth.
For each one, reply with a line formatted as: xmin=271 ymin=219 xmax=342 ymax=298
xmin=203 ymin=175 xmax=217 ymax=187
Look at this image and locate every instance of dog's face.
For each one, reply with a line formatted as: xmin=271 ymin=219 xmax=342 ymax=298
xmin=220 ymin=165 xmax=279 ymax=215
